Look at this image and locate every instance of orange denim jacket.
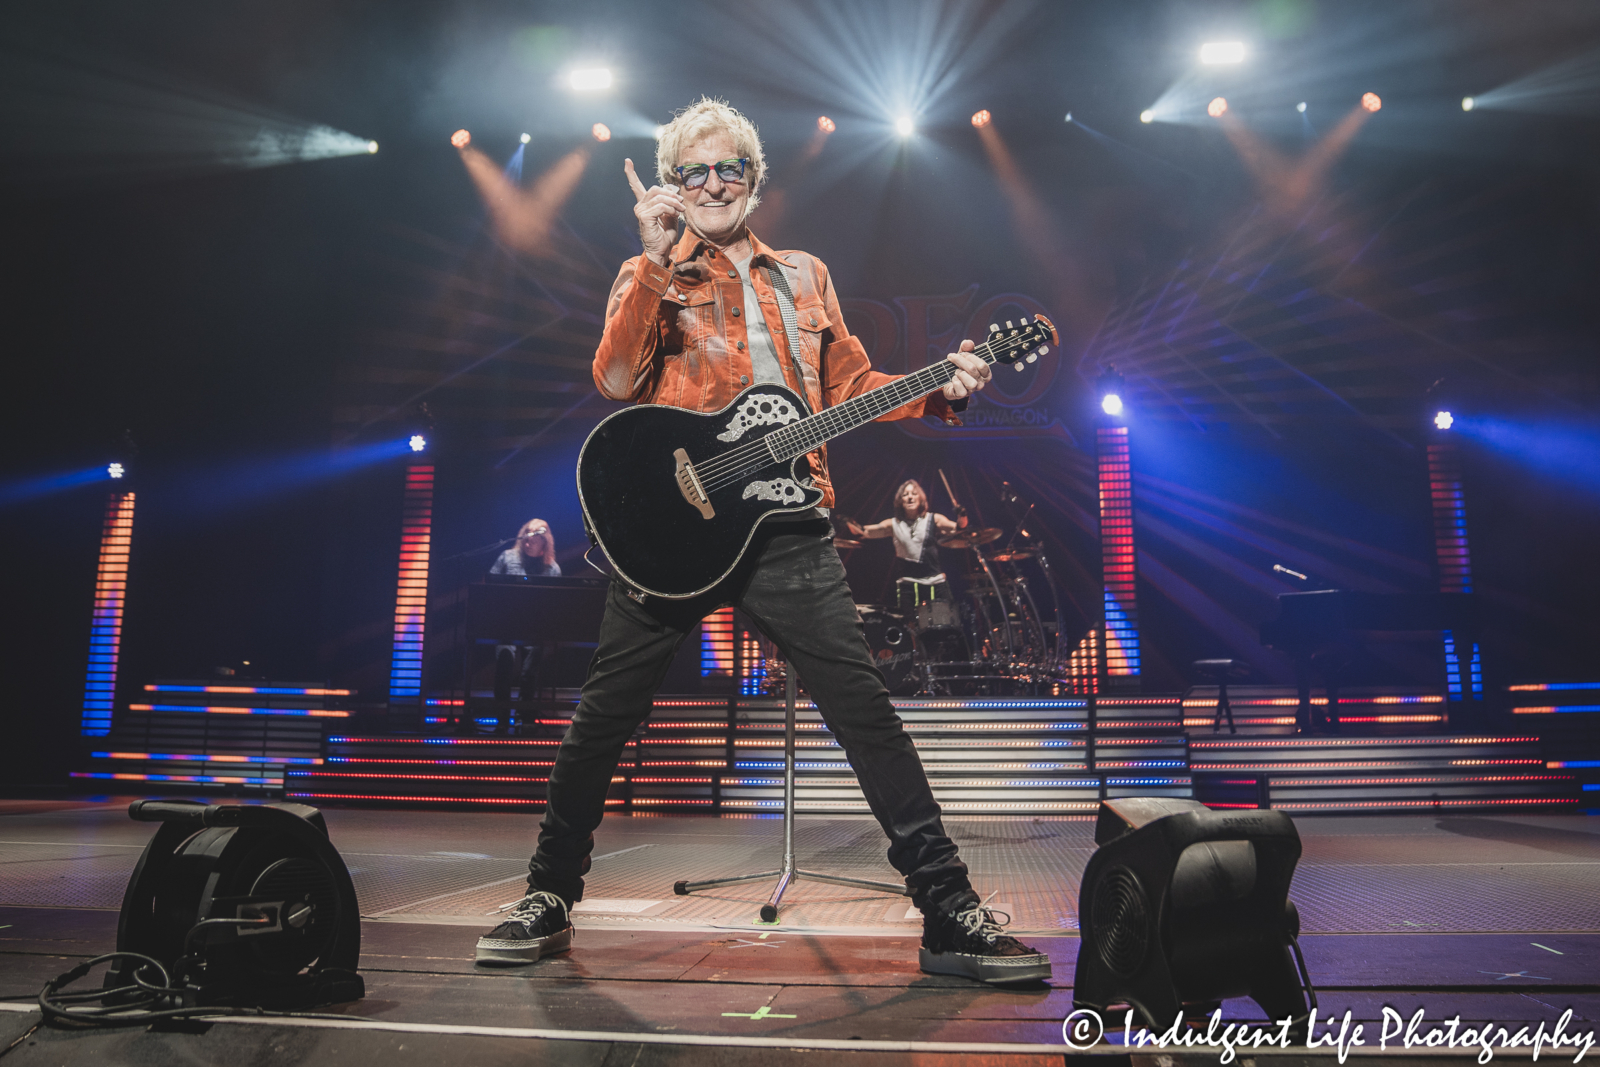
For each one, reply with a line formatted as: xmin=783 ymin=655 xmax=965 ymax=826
xmin=592 ymin=230 xmax=962 ymax=508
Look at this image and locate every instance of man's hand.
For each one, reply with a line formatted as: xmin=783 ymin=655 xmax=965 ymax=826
xmin=942 ymin=339 xmax=990 ymax=401
xmin=625 ymin=158 xmax=685 ymax=267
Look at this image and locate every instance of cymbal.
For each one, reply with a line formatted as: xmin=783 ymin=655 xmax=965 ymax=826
xmin=937 ymin=527 xmax=1002 ymax=548
xmin=989 ymin=548 xmax=1036 ymax=562
xmin=832 ymin=537 xmax=863 ymax=550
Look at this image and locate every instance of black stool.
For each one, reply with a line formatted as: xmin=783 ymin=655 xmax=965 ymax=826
xmin=1193 ymin=659 xmax=1250 ymax=734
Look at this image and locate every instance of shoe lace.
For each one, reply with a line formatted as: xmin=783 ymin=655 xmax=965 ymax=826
xmin=501 ymin=890 xmax=566 ymax=928
xmin=953 ymin=891 xmax=1012 ymax=944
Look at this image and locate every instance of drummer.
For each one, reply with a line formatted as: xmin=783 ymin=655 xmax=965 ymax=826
xmin=848 ymin=479 xmax=967 ymax=582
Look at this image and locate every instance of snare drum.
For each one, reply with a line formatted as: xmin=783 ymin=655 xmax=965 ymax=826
xmin=896 ymin=577 xmax=957 ymax=631
xmin=915 ymin=600 xmax=959 ymax=631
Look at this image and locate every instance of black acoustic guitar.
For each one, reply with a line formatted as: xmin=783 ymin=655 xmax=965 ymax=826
xmin=578 ymin=314 xmax=1057 ymax=599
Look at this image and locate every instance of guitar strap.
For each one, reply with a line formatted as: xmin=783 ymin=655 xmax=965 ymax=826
xmin=762 ymin=261 xmax=813 ymax=415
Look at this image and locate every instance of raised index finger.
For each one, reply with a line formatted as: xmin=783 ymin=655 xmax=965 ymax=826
xmin=624 ymin=159 xmax=649 ymax=202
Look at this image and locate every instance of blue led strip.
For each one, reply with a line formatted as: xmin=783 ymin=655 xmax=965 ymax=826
xmin=701 ymin=607 xmax=735 ymax=679
xmin=1513 ymin=683 xmax=1600 ymax=692
xmin=1429 ymin=442 xmax=1481 ymax=699
xmin=1098 ymin=426 xmax=1140 ymax=676
xmin=1443 ymin=630 xmax=1463 ymax=699
xmin=146 ymin=684 xmax=350 ymax=696
xmin=388 ymin=463 xmax=434 ymax=702
xmin=71 ymin=772 xmax=278 ymax=785
xmin=81 ymin=490 xmax=135 ymax=736
xmin=128 ymin=703 xmax=346 ymax=718
xmin=91 ymin=751 xmax=323 ymax=765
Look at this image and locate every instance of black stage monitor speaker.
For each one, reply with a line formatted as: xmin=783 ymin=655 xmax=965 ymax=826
xmin=106 ymin=799 xmax=364 ymax=1011
xmin=1073 ymin=798 xmax=1314 ymax=1032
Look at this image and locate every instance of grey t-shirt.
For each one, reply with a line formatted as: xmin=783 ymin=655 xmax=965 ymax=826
xmin=731 ymin=253 xmax=827 ymax=522
xmin=730 ymin=253 xmax=788 ymax=388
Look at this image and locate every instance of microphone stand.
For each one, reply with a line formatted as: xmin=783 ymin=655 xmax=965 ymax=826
xmin=671 ymin=665 xmax=909 ymax=922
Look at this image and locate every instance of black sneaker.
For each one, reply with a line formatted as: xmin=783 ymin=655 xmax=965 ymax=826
xmin=919 ymin=891 xmax=1051 ymax=984
xmin=474 ymin=890 xmax=573 ymax=965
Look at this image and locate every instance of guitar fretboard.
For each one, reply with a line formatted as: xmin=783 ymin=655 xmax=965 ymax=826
xmin=764 ymin=332 xmax=1032 ymax=463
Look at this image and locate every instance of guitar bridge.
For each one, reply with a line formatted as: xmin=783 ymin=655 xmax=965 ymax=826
xmin=674 ymin=448 xmax=714 ymax=519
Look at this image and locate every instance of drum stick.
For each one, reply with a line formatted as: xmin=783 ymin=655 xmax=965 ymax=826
xmin=938 ymin=469 xmax=961 ymax=510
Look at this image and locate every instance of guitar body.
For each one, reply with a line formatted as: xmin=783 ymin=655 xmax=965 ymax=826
xmin=577 ymin=383 xmax=825 ymax=599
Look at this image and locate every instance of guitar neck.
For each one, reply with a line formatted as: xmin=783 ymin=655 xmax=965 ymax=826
xmin=764 ymin=335 xmax=1017 ymax=462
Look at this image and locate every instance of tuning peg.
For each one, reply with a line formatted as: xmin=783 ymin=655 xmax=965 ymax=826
xmin=1026 ymin=353 xmax=1038 ymax=363
xmin=1013 ymin=362 xmax=1025 ymax=372
xmin=989 ymin=323 xmax=999 ymax=334
xmin=1037 ymin=344 xmax=1049 ymax=355
xmin=1005 ymin=320 xmax=1014 ymax=329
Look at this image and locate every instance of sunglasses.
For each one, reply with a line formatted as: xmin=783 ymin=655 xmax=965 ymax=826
xmin=674 ymin=157 xmax=749 ymax=190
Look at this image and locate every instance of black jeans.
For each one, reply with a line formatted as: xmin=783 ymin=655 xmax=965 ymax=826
xmin=526 ymin=520 xmax=970 ymax=910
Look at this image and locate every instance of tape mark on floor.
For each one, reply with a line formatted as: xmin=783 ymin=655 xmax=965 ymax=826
xmin=722 ymin=1005 xmax=797 ymax=1020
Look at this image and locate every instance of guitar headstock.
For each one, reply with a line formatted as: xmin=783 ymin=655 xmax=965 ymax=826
xmin=982 ymin=314 xmax=1058 ymax=372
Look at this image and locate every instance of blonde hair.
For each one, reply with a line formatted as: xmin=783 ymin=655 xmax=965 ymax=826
xmin=655 ymin=97 xmax=766 ymax=211
xmin=893 ymin=480 xmax=929 ymax=522
xmin=517 ymin=518 xmax=556 ymax=568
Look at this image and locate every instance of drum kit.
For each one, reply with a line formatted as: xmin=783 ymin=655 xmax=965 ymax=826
xmin=829 ymin=482 xmax=1069 ymax=696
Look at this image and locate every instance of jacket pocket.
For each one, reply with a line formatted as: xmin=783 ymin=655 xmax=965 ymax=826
xmin=793 ymin=301 xmax=830 ymax=372
xmin=670 ymin=288 xmax=718 ymax=354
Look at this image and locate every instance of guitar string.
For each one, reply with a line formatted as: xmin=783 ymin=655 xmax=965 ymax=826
xmin=692 ymin=359 xmax=957 ymax=486
xmin=692 ymin=329 xmax=1043 ymax=493
xmin=691 ymin=335 xmax=1013 ymax=487
xmin=693 ymin=330 xmax=1040 ymax=489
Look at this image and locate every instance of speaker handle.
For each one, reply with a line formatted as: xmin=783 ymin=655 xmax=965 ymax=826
xmin=128 ymin=799 xmax=213 ymax=824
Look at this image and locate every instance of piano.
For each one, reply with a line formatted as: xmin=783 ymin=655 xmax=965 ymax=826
xmin=467 ymin=573 xmax=609 ymax=648
xmin=1259 ymin=590 xmax=1478 ymax=733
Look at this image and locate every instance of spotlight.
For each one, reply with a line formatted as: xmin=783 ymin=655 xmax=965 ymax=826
xmin=1461 ymin=96 xmax=1475 ymax=112
xmin=894 ymin=115 xmax=915 ymax=138
xmin=592 ymin=123 xmax=612 ymax=142
xmin=1139 ymin=109 xmax=1154 ymax=124
xmin=520 ymin=132 xmax=531 ymax=144
xmin=971 ymin=109 xmax=991 ymax=128
xmin=1199 ymin=41 xmax=1247 ymax=65
xmin=365 ymin=141 xmax=379 ymax=154
xmin=1362 ymin=92 xmax=1382 ymax=112
xmin=1296 ymin=101 xmax=1307 ymax=113
xmin=409 ymin=434 xmax=427 ymax=453
xmin=1208 ymin=96 xmax=1229 ymax=118
xmin=653 ymin=125 xmax=666 ymax=140
xmin=1097 ymin=365 xmax=1126 ymax=418
xmin=107 ymin=462 xmax=125 ymax=480
xmin=451 ymin=129 xmax=471 ymax=148
xmin=1434 ymin=411 xmax=1454 ymax=431
xmin=1064 ymin=112 xmax=1073 ymax=123
xmin=568 ymin=68 xmax=613 ymax=92
xmin=817 ymin=115 xmax=835 ymax=133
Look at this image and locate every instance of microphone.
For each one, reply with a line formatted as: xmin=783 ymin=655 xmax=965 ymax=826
xmin=1273 ymin=564 xmax=1308 ymax=581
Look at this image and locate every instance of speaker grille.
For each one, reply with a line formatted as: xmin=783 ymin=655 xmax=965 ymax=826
xmin=248 ymin=855 xmax=339 ymax=973
xmin=1092 ymin=864 xmax=1149 ymax=977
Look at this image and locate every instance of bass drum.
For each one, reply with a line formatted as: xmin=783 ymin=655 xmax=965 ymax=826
xmin=859 ymin=607 xmax=919 ymax=696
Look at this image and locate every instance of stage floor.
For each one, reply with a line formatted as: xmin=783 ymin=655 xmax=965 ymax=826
xmin=1 ymin=799 xmax=1597 ymax=1063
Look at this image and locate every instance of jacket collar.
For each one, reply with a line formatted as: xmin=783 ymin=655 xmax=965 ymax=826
xmin=671 ymin=228 xmax=798 ymax=270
